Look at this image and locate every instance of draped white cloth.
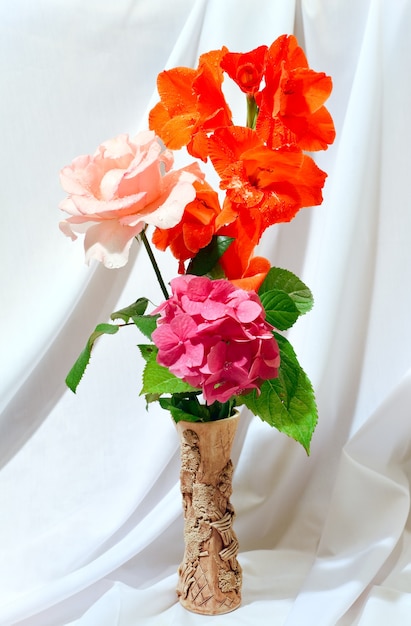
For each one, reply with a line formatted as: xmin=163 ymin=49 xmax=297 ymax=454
xmin=1 ymin=0 xmax=411 ymax=624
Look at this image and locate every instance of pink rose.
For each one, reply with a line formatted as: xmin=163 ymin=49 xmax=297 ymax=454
xmin=152 ymin=275 xmax=280 ymax=404
xmin=59 ymin=131 xmax=204 ymax=268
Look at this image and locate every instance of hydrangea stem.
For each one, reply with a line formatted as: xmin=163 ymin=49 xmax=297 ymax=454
xmin=139 ymin=229 xmax=169 ymax=300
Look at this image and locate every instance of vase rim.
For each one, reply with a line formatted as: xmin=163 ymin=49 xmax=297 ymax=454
xmin=173 ymin=408 xmax=240 ymax=428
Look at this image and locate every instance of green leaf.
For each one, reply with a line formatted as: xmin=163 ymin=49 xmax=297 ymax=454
xmin=142 ymin=361 xmax=197 ymax=395
xmin=138 ymin=344 xmax=158 ymax=362
xmin=65 ymin=323 xmax=119 ymax=393
xmin=159 ymin=396 xmax=208 ymax=422
xmin=259 ymin=267 xmax=314 ymax=315
xmin=187 ymin=236 xmax=234 ymax=276
xmin=160 ymin=401 xmax=199 ymax=422
xmin=110 ymin=298 xmax=149 ymax=323
xmin=132 ymin=314 xmax=158 ymax=339
xmin=139 ymin=346 xmax=197 ymax=395
xmin=242 ymin=333 xmax=317 ymax=454
xmin=260 ymin=289 xmax=300 ymax=330
xmin=144 ymin=393 xmax=162 ymax=405
xmin=159 ymin=395 xmax=236 ymax=422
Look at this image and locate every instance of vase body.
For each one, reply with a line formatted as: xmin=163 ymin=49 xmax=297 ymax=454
xmin=175 ymin=413 xmax=242 ymax=615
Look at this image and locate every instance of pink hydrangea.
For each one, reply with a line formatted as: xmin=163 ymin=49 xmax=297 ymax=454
xmin=59 ymin=131 xmax=204 ymax=268
xmin=152 ymin=275 xmax=280 ymax=403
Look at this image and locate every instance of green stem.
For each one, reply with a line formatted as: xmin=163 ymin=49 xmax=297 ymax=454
xmin=246 ymin=94 xmax=258 ymax=129
xmin=139 ymin=230 xmax=169 ymax=300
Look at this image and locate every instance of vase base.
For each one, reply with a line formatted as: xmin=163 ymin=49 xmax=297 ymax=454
xmin=178 ymin=595 xmax=241 ymax=615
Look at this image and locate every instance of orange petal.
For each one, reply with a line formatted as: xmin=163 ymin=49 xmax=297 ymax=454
xmin=221 ymin=45 xmax=267 ymax=94
xmin=283 ymin=106 xmax=336 ymax=151
xmin=156 ymin=68 xmax=197 ymax=114
xmin=156 ymin=114 xmax=198 ymax=151
xmin=208 ymin=126 xmax=260 ymax=176
xmin=267 ymin=34 xmax=308 ymax=71
xmin=228 ymin=256 xmax=271 ymax=292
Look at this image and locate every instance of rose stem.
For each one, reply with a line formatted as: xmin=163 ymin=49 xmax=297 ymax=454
xmin=139 ymin=229 xmax=169 ymax=300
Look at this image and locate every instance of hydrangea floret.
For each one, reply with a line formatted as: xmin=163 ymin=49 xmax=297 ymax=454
xmin=60 ymin=35 xmax=335 ymax=454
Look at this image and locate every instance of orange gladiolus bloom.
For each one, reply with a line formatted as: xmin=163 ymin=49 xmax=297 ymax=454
xmin=209 ymin=125 xmax=327 ymax=246
xmin=256 ymin=34 xmax=335 ymax=151
xmin=216 ymin=212 xmax=271 ymax=291
xmin=151 ymin=180 xmax=221 ymax=273
xmin=221 ymin=45 xmax=267 ymax=95
xmin=149 ymin=49 xmax=232 ymax=161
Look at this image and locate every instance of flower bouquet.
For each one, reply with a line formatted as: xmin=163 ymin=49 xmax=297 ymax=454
xmin=59 ymin=35 xmax=335 ymax=614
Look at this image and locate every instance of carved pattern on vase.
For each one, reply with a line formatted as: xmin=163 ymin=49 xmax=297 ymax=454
xmin=177 ymin=427 xmax=242 ymax=614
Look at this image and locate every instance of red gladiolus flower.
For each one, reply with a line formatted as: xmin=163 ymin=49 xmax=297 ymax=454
xmin=149 ymin=49 xmax=232 ymax=161
xmin=151 ymin=180 xmax=221 ymax=273
xmin=152 ymin=275 xmax=280 ymax=404
xmin=221 ymin=45 xmax=268 ymax=95
xmin=209 ymin=125 xmax=327 ymax=244
xmin=256 ymin=34 xmax=335 ymax=151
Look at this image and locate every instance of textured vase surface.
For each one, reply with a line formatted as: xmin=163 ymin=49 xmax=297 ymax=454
xmin=175 ymin=413 xmax=242 ymax=615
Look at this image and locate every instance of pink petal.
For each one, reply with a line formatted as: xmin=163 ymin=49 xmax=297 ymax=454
xmin=144 ymin=166 xmax=204 ymax=229
xmin=83 ymin=220 xmax=144 ymax=268
xmin=151 ymin=325 xmax=180 ymax=352
xmin=169 ymin=314 xmax=198 ymax=340
xmin=66 ymin=191 xmax=148 ymax=216
xmin=235 ymin=299 xmax=263 ymax=322
xmin=173 ymin=341 xmax=204 ymax=371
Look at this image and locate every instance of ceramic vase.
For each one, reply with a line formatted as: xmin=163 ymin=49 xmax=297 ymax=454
xmin=175 ymin=413 xmax=242 ymax=615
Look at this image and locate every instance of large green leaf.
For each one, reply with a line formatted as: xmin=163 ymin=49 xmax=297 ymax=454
xmin=242 ymin=333 xmax=317 ymax=454
xmin=187 ymin=236 xmax=234 ymax=276
xmin=259 ymin=267 xmax=314 ymax=315
xmin=259 ymin=289 xmax=300 ymax=330
xmin=66 ymin=323 xmax=119 ymax=393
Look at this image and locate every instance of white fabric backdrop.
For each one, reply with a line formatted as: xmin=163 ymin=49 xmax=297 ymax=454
xmin=1 ymin=0 xmax=411 ymax=624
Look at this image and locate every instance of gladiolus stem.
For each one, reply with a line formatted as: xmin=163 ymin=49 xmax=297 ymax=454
xmin=140 ymin=230 xmax=169 ymax=300
xmin=246 ymin=94 xmax=258 ymax=129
